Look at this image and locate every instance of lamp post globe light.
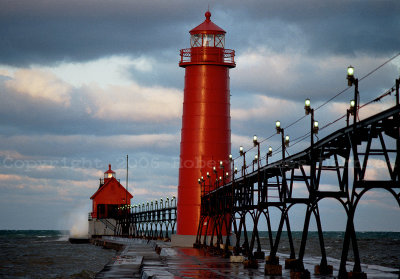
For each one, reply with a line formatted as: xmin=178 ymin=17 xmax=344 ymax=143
xmin=274 ymin=120 xmax=287 ymax=160
xmin=253 ymin=135 xmax=258 ymax=146
xmin=313 ymin=121 xmax=319 ymax=134
xmin=305 ymin=98 xmax=311 ymax=115
xmin=285 ymin=135 xmax=290 ymax=147
xmin=347 ymin=66 xmax=354 ymax=86
xmin=276 ymin=121 xmax=282 ymax=134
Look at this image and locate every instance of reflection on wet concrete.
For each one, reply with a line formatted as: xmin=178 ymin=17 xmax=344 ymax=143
xmin=95 ymin=237 xmax=399 ymax=279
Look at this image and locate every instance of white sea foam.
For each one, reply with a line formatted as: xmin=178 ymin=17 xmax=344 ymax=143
xmin=63 ymin=203 xmax=90 ymax=238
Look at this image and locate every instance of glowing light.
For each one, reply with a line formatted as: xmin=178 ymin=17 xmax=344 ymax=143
xmin=347 ymin=66 xmax=354 ymax=76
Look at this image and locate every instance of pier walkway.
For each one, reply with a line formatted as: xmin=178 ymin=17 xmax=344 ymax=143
xmin=92 ymin=237 xmax=398 ymax=279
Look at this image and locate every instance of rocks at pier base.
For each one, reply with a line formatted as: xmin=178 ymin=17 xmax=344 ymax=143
xmin=288 ymin=259 xmax=311 ymax=279
xmin=192 ymin=242 xmax=201 ymax=248
xmin=314 ymin=264 xmax=333 ymax=275
xmin=253 ymin=251 xmax=265 ymax=259
xmin=230 ymin=255 xmax=245 ymax=263
xmin=265 ymin=263 xmax=283 ymax=276
xmin=285 ymin=258 xmax=298 ymax=269
xmin=290 ymin=269 xmax=311 ymax=279
xmin=222 ymin=250 xmax=232 ymax=258
xmin=348 ymin=271 xmax=367 ymax=279
xmin=243 ymin=258 xmax=259 ymax=269
xmin=265 ymin=256 xmax=282 ymax=276
xmin=265 ymin=255 xmax=279 ymax=265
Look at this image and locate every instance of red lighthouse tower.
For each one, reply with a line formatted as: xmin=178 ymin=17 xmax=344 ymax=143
xmin=176 ymin=11 xmax=235 ymax=238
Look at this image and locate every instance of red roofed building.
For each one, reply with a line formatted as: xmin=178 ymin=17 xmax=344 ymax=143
xmin=90 ymin=164 xmax=133 ymax=219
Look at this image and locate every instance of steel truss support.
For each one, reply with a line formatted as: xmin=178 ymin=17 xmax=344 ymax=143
xmin=195 ymin=105 xmax=400 ymax=278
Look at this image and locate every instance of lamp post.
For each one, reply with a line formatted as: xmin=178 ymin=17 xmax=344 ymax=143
xmin=275 ymin=121 xmax=288 ymax=160
xmin=253 ymin=135 xmax=260 ymax=170
xmin=346 ymin=100 xmax=356 ymax=127
xmin=347 ymin=66 xmax=359 ymax=126
xmin=198 ymin=177 xmax=203 ymax=196
xmin=213 ymin=166 xmax=218 ymax=189
xmin=304 ymin=98 xmax=318 ymax=148
xmin=229 ymin=154 xmax=234 ymax=181
xmin=206 ymin=171 xmax=211 ymax=194
xmin=253 ymin=154 xmax=258 ymax=172
xmin=266 ymin=146 xmax=272 ymax=165
xmin=219 ymin=160 xmax=225 ymax=185
xmin=239 ymin=146 xmax=246 ymax=176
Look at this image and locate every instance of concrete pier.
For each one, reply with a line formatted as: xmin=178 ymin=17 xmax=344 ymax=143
xmin=92 ymin=237 xmax=399 ymax=279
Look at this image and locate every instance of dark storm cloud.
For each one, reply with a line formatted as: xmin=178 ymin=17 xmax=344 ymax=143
xmin=1 ymin=0 xmax=399 ymax=66
xmin=0 ymin=0 xmax=204 ymax=66
xmin=225 ymin=0 xmax=400 ymax=56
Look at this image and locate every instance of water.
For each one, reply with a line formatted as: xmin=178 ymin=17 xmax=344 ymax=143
xmin=0 ymin=230 xmax=399 ymax=278
xmin=254 ymin=231 xmax=400 ymax=269
xmin=0 ymin=230 xmax=115 ymax=279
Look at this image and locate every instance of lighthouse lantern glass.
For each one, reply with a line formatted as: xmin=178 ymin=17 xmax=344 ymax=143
xmin=191 ymin=34 xmax=201 ymax=47
xmin=105 ymin=172 xmax=115 ymax=179
xmin=215 ymin=34 xmax=224 ymax=48
xmin=191 ymin=33 xmax=225 ymax=48
xmin=202 ymin=34 xmax=214 ymax=47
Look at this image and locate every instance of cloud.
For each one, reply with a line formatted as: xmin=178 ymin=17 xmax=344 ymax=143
xmin=5 ymin=69 xmax=72 ymax=105
xmin=0 ymin=69 xmax=12 ymax=77
xmin=232 ymin=48 xmax=399 ymax=102
xmin=1 ymin=1 xmax=399 ymax=67
xmin=84 ymin=82 xmax=182 ymax=122
xmin=0 ymin=63 xmax=183 ymax=136
xmin=232 ymin=94 xmax=297 ymax=121
xmin=0 ymin=133 xmax=179 ymax=159
xmin=0 ymin=174 xmax=23 ymax=181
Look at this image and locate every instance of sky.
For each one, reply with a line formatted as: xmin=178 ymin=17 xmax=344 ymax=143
xmin=0 ymin=0 xmax=399 ymax=231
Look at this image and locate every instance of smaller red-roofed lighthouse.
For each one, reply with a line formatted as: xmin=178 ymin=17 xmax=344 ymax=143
xmin=89 ymin=164 xmax=133 ymax=236
xmin=176 ymin=11 xmax=235 ymax=240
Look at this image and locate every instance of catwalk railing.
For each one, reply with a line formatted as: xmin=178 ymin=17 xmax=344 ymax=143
xmin=194 ymin=77 xmax=400 ymax=278
xmin=115 ymin=197 xmax=177 ymax=240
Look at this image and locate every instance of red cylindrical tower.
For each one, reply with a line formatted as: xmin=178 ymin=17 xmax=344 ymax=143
xmin=177 ymin=11 xmax=235 ymax=236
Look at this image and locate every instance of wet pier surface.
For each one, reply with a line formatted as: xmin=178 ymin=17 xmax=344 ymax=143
xmin=94 ymin=237 xmax=399 ymax=278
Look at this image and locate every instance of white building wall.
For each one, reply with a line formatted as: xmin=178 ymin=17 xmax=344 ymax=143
xmin=88 ymin=218 xmax=117 ymax=237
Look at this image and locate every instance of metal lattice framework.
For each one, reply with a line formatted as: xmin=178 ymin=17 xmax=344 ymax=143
xmin=115 ymin=197 xmax=177 ymax=240
xmin=194 ymin=79 xmax=400 ymax=277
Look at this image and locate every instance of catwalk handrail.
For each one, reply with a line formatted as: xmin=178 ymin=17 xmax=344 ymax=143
xmin=206 ymin=104 xmax=400 ymax=195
